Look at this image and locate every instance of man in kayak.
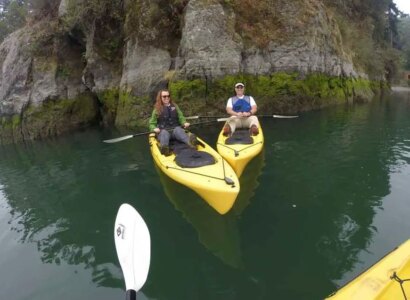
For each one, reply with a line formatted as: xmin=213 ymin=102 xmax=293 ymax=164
xmin=149 ymin=89 xmax=196 ymax=156
xmin=223 ymin=82 xmax=260 ymax=136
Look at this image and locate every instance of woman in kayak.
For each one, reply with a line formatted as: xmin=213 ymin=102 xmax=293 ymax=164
xmin=148 ymin=89 xmax=196 ymax=156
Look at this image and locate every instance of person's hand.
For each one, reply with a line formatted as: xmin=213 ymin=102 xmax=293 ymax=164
xmin=236 ymin=112 xmax=243 ymax=117
xmin=243 ymin=112 xmax=251 ymax=117
xmin=183 ymin=122 xmax=190 ymax=128
xmin=154 ymin=128 xmax=160 ymax=133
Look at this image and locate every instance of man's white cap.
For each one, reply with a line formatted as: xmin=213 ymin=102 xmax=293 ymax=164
xmin=235 ymin=82 xmax=245 ymax=88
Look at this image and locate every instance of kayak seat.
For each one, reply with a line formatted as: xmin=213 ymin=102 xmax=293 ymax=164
xmin=225 ymin=129 xmax=254 ymax=145
xmin=175 ymin=148 xmax=216 ymax=168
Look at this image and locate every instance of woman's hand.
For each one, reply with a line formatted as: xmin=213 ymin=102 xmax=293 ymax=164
xmin=183 ymin=122 xmax=190 ymax=128
xmin=154 ymin=128 xmax=160 ymax=133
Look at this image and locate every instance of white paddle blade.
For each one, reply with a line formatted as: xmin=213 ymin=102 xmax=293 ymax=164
xmin=104 ymin=135 xmax=134 ymax=143
xmin=114 ymin=203 xmax=151 ymax=292
xmin=273 ymin=114 xmax=299 ymax=118
xmin=217 ymin=117 xmax=230 ymax=122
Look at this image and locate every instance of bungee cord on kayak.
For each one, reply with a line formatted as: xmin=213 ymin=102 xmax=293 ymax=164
xmin=217 ymin=141 xmax=264 ymax=158
xmin=165 ymin=158 xmax=237 ymax=187
xmin=391 ymin=272 xmax=410 ymax=300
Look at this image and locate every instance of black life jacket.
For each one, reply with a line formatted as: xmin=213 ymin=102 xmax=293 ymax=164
xmin=157 ymin=104 xmax=179 ymax=129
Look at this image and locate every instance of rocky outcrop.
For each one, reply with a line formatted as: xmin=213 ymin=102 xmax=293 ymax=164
xmin=0 ymin=23 xmax=99 ymax=144
xmin=121 ymin=38 xmax=172 ymax=96
xmin=176 ymin=0 xmax=242 ymax=78
xmin=0 ymin=0 xmax=383 ymax=144
xmin=176 ymin=0 xmax=360 ymax=79
xmin=0 ymin=29 xmax=33 ymax=116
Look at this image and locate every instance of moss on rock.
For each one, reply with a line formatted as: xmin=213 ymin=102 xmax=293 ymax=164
xmin=115 ymin=91 xmax=152 ymax=128
xmin=0 ymin=93 xmax=99 ymax=144
xmin=167 ymin=72 xmax=378 ymax=116
xmin=0 ymin=72 xmax=384 ymax=145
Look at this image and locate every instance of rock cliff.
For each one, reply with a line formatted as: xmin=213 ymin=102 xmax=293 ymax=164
xmin=0 ymin=0 xmax=393 ymax=144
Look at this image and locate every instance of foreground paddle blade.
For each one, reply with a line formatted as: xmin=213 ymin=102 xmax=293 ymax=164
xmin=104 ymin=135 xmax=134 ymax=143
xmin=273 ymin=114 xmax=298 ymax=118
xmin=114 ymin=203 xmax=151 ymax=294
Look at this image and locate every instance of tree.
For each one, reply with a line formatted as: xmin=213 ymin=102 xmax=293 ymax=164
xmin=0 ymin=0 xmax=27 ymax=42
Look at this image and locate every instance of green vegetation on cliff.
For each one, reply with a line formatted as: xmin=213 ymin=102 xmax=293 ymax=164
xmin=168 ymin=73 xmax=379 ymax=119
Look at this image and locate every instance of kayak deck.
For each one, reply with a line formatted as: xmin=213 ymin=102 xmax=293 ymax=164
xmin=149 ymin=133 xmax=240 ymax=214
xmin=216 ymin=125 xmax=264 ymax=177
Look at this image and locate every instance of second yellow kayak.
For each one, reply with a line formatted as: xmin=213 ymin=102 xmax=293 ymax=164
xmin=216 ymin=124 xmax=264 ymax=177
xmin=326 ymin=239 xmax=410 ymax=300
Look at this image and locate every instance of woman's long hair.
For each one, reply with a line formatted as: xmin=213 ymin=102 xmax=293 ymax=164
xmin=154 ymin=89 xmax=176 ymax=115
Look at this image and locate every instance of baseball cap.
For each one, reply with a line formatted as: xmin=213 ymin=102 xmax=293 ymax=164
xmin=235 ymin=82 xmax=245 ymax=88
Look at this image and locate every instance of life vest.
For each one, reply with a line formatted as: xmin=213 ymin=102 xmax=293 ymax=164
xmin=232 ymin=96 xmax=251 ymax=112
xmin=157 ymin=104 xmax=179 ymax=129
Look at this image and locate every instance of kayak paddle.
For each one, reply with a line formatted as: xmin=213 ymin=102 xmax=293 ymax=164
xmin=103 ymin=120 xmax=222 ymax=144
xmin=114 ymin=203 xmax=151 ymax=300
xmin=104 ymin=132 xmax=153 ymax=143
xmin=210 ymin=115 xmax=299 ymax=122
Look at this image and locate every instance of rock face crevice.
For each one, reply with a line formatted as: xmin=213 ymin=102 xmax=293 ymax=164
xmin=0 ymin=0 xmax=386 ymax=144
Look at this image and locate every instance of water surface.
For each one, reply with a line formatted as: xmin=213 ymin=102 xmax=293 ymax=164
xmin=1 ymin=90 xmax=410 ymax=299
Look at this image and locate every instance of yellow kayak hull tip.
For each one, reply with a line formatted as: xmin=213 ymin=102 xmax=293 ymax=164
xmin=326 ymin=239 xmax=410 ymax=300
xmin=149 ymin=133 xmax=240 ymax=215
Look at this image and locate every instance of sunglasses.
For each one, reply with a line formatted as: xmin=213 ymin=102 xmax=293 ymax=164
xmin=235 ymin=86 xmax=244 ymax=89
xmin=161 ymin=95 xmax=170 ymax=98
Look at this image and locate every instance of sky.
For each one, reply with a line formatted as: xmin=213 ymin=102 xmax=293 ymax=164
xmin=394 ymin=0 xmax=410 ymax=15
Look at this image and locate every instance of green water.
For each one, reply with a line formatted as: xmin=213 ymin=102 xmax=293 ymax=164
xmin=1 ymin=91 xmax=410 ymax=300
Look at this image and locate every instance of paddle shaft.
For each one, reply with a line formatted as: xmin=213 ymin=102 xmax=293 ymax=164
xmin=126 ymin=289 xmax=137 ymax=300
xmin=197 ymin=114 xmax=298 ymax=119
xmin=103 ymin=119 xmax=220 ymax=143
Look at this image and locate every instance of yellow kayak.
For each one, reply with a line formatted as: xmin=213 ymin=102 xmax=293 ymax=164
xmin=326 ymin=239 xmax=410 ymax=300
xmin=149 ymin=133 xmax=240 ymax=214
xmin=216 ymin=124 xmax=264 ymax=177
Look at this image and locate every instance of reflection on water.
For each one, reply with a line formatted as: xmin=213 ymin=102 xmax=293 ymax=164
xmin=154 ymin=151 xmax=265 ymax=269
xmin=0 ymin=130 xmax=153 ymax=300
xmin=0 ymin=93 xmax=410 ymax=299
xmin=233 ymin=150 xmax=265 ymax=216
xmin=238 ymin=97 xmax=404 ymax=299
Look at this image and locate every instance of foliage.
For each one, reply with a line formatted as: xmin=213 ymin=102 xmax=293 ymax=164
xmin=324 ymin=0 xmax=402 ymax=80
xmin=97 ymin=89 xmax=119 ymax=114
xmin=164 ymin=73 xmax=377 ymax=119
xmin=62 ymin=0 xmax=122 ymax=27
xmin=0 ymin=0 xmax=26 ymax=42
xmin=233 ymin=0 xmax=285 ymax=48
xmin=115 ymin=91 xmax=151 ymax=127
xmin=124 ymin=0 xmax=188 ymax=53
xmin=398 ymin=16 xmax=410 ymax=69
xmin=60 ymin=0 xmax=124 ymax=61
xmin=170 ymin=79 xmax=207 ymax=102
